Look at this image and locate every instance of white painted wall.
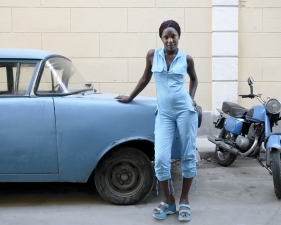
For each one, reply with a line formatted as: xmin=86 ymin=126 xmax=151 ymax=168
xmin=212 ymin=0 xmax=238 ymax=113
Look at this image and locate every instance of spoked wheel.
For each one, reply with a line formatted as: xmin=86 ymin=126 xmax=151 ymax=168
xmin=94 ymin=146 xmax=155 ymax=205
xmin=215 ymin=128 xmax=237 ymax=167
xmin=271 ymin=148 xmax=281 ymax=199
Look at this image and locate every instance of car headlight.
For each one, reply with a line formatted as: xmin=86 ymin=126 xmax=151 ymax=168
xmin=266 ymin=98 xmax=281 ymax=114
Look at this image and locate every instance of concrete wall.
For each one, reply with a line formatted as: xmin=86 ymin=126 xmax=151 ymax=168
xmin=0 ymin=0 xmax=213 ymax=112
xmin=238 ymin=0 xmax=281 ymax=108
xmin=0 ymin=0 xmax=281 ymax=136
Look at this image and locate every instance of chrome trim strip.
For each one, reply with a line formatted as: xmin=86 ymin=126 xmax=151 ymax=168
xmin=30 ymin=60 xmax=42 ymax=97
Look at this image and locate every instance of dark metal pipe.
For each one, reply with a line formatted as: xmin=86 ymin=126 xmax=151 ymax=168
xmin=220 ymin=142 xmax=240 ymax=155
xmin=207 ymin=134 xmax=221 ymax=145
xmin=208 ymin=134 xmax=239 ymax=155
xmin=208 ymin=134 xmax=259 ymax=156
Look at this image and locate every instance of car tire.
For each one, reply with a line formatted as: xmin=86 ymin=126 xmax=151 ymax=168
xmin=94 ymin=146 xmax=155 ymax=205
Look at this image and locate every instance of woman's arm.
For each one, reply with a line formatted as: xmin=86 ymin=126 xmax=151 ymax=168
xmin=115 ymin=49 xmax=154 ymax=103
xmin=186 ymin=55 xmax=198 ymax=108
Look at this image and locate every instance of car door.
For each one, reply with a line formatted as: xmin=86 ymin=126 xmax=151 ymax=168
xmin=0 ymin=60 xmax=58 ymax=174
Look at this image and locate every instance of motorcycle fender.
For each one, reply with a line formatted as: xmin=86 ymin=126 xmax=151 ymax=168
xmin=265 ymin=135 xmax=281 ymax=150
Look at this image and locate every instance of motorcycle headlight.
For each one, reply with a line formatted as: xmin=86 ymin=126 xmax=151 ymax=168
xmin=265 ymin=98 xmax=281 ymax=114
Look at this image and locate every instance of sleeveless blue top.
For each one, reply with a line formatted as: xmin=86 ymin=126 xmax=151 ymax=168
xmin=151 ymin=48 xmax=195 ymax=116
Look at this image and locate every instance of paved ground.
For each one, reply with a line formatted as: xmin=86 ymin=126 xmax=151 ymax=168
xmin=0 ymin=138 xmax=280 ymax=225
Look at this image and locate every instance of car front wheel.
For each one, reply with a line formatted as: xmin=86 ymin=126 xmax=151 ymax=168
xmin=94 ymin=146 xmax=155 ymax=205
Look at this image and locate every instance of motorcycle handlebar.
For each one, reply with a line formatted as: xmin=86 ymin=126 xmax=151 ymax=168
xmin=239 ymin=94 xmax=256 ymax=99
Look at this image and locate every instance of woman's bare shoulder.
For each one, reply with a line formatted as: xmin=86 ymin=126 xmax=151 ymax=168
xmin=146 ymin=49 xmax=155 ymax=61
xmin=186 ymin=54 xmax=193 ymax=62
xmin=147 ymin=49 xmax=155 ymax=56
xmin=186 ymin=54 xmax=194 ymax=66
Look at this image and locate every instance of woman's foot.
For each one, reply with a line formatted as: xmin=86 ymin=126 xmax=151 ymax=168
xmin=153 ymin=195 xmax=175 ymax=215
xmin=152 ymin=202 xmax=176 ymax=219
xmin=152 ymin=179 xmax=176 ymax=219
xmin=178 ymin=204 xmax=191 ymax=221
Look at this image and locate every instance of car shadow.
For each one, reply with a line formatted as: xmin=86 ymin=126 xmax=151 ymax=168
xmin=0 ymin=182 xmax=106 ymax=207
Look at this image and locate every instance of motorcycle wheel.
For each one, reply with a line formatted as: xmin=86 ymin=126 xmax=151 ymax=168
xmin=215 ymin=128 xmax=237 ymax=167
xmin=271 ymin=148 xmax=281 ymax=199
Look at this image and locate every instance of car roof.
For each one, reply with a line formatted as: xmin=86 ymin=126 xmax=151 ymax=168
xmin=0 ymin=48 xmax=64 ymax=60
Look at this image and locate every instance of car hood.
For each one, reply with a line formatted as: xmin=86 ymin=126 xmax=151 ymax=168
xmin=66 ymin=92 xmax=157 ymax=102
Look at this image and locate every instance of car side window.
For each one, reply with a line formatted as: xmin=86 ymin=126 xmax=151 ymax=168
xmin=0 ymin=62 xmax=36 ymax=96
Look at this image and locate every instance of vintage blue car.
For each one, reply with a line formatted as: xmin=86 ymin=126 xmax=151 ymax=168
xmin=0 ymin=48 xmax=183 ymax=205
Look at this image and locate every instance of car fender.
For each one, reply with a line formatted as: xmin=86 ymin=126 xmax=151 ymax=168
xmin=97 ymin=135 xmax=155 ymax=161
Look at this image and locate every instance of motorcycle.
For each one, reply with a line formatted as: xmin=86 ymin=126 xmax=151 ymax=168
xmin=208 ymin=77 xmax=281 ymax=199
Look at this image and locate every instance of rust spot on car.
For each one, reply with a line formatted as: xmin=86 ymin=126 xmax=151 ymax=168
xmin=111 ymin=141 xmax=117 ymax=145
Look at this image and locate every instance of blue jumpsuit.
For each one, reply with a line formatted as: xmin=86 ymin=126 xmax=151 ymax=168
xmin=152 ymin=48 xmax=198 ymax=182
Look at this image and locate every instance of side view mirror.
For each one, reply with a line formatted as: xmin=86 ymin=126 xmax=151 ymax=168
xmin=247 ymin=77 xmax=254 ymax=95
xmin=247 ymin=77 xmax=254 ymax=86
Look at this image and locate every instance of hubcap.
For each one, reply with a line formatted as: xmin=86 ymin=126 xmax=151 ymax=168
xmin=111 ymin=163 xmax=138 ymax=190
xmin=105 ymin=161 xmax=144 ymax=197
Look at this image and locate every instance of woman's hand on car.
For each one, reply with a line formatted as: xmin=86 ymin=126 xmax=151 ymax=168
xmin=115 ymin=95 xmax=132 ymax=103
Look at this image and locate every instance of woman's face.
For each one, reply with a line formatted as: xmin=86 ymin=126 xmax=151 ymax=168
xmin=161 ymin=27 xmax=180 ymax=53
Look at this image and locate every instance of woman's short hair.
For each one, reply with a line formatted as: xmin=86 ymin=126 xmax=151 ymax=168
xmin=159 ymin=20 xmax=181 ymax=38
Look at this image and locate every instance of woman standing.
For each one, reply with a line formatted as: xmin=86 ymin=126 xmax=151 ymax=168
xmin=116 ymin=20 xmax=198 ymax=222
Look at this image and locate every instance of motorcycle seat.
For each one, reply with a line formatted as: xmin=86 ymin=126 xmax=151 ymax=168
xmin=222 ymin=102 xmax=248 ymax=118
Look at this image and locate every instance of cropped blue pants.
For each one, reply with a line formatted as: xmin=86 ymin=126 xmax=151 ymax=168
xmin=154 ymin=109 xmax=198 ymax=181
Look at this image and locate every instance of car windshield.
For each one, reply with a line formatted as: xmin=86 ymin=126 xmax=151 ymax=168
xmin=37 ymin=57 xmax=92 ymax=96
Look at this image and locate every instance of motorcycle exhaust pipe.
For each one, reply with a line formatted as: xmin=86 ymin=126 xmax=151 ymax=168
xmin=208 ymin=134 xmax=259 ymax=156
xmin=208 ymin=134 xmax=240 ymax=155
xmin=208 ymin=134 xmax=221 ymax=145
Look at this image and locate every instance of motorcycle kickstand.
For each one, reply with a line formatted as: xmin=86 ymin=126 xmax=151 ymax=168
xmin=257 ymin=155 xmax=272 ymax=175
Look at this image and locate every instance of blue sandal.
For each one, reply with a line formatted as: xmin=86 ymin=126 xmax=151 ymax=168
xmin=152 ymin=202 xmax=176 ymax=220
xmin=178 ymin=204 xmax=191 ymax=221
